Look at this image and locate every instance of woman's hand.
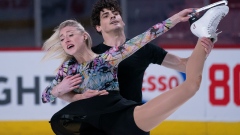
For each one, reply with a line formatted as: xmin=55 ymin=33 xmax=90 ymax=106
xmin=52 ymin=74 xmax=82 ymax=97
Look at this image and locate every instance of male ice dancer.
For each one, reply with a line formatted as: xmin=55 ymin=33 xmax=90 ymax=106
xmin=78 ymin=0 xmax=216 ymax=134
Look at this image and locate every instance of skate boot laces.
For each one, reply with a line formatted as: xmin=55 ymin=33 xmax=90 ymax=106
xmin=207 ymin=11 xmax=226 ymax=43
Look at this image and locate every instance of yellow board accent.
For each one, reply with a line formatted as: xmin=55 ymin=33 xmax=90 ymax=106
xmin=151 ymin=121 xmax=240 ymax=135
xmin=0 ymin=120 xmax=239 ymax=135
xmin=0 ymin=121 xmax=54 ymax=135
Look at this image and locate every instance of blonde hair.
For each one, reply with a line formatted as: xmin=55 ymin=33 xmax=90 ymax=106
xmin=42 ymin=20 xmax=93 ymax=69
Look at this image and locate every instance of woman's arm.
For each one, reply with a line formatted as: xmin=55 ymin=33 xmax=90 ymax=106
xmin=42 ymin=72 xmax=109 ymax=103
xmin=41 ymin=60 xmax=73 ymax=103
xmin=42 ymin=79 xmax=60 ymax=103
xmin=42 ymin=73 xmax=82 ymax=103
xmin=101 ymin=9 xmax=193 ymax=66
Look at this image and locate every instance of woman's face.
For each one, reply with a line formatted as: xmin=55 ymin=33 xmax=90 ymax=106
xmin=59 ymin=26 xmax=87 ymax=56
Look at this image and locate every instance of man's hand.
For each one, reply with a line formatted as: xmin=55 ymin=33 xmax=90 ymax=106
xmin=199 ymin=37 xmax=214 ymax=58
xmin=170 ymin=8 xmax=194 ymax=26
xmin=82 ymin=89 xmax=109 ymax=99
xmin=71 ymin=89 xmax=109 ymax=102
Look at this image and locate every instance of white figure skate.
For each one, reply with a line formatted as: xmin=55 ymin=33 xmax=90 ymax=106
xmin=190 ymin=5 xmax=229 ymax=43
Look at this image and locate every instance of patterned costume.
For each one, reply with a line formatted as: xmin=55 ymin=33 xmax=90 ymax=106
xmin=42 ymin=19 xmax=172 ymax=103
xmin=42 ymin=19 xmax=173 ymax=135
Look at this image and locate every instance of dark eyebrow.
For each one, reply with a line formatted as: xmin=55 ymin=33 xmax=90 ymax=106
xmin=101 ymin=11 xmax=109 ymax=17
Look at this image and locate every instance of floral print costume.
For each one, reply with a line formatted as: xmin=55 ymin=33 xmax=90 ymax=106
xmin=42 ymin=19 xmax=172 ymax=103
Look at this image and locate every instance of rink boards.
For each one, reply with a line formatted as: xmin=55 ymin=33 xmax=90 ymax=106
xmin=0 ymin=48 xmax=239 ymax=135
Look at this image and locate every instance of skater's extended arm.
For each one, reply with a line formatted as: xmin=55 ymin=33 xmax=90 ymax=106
xmin=101 ymin=9 xmax=193 ymax=66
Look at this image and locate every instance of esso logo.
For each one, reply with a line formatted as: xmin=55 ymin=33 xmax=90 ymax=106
xmin=142 ymin=64 xmax=185 ymax=102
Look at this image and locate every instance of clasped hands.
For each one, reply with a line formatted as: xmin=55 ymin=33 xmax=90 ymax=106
xmin=53 ymin=74 xmax=109 ymax=100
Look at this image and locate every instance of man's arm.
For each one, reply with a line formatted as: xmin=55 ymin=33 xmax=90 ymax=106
xmin=103 ymin=9 xmax=195 ymax=66
xmin=58 ymin=89 xmax=109 ymax=103
xmin=162 ymin=42 xmax=213 ymax=73
xmin=162 ymin=53 xmax=188 ymax=73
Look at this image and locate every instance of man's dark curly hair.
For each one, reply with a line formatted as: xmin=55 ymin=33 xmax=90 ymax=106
xmin=91 ymin=0 xmax=122 ymax=34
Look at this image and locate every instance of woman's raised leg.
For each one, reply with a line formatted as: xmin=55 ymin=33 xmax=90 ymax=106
xmin=134 ymin=37 xmax=213 ymax=131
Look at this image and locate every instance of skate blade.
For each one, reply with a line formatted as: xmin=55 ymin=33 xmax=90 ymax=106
xmin=188 ymin=0 xmax=228 ymax=17
xmin=195 ymin=0 xmax=228 ymax=13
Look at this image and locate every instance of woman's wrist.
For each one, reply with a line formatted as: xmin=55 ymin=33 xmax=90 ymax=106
xmin=51 ymin=87 xmax=61 ymax=97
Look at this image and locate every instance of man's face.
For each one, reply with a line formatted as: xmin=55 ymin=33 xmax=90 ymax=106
xmin=96 ymin=8 xmax=125 ymax=34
